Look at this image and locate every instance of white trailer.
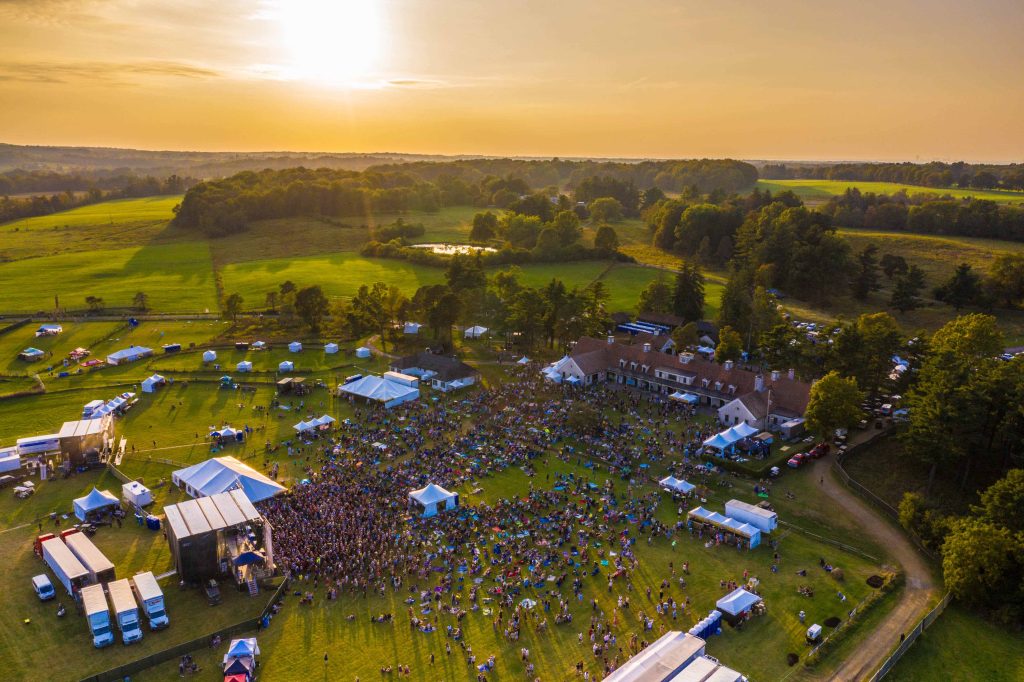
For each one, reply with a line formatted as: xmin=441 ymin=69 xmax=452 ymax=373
xmin=40 ymin=537 xmax=89 ymax=598
xmin=724 ymin=499 xmax=778 ymax=533
xmin=131 ymin=571 xmax=169 ymax=629
xmin=64 ymin=532 xmax=116 ymax=584
xmin=81 ymin=583 xmax=115 ymax=648
xmin=107 ymin=579 xmax=143 ymax=644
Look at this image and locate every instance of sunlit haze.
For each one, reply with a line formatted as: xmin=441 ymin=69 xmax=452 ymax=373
xmin=0 ymin=0 xmax=1022 ymax=160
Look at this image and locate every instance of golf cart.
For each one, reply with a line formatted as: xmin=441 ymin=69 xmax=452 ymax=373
xmin=205 ymin=579 xmax=222 ymax=606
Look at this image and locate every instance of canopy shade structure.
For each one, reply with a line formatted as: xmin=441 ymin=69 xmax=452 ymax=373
xmin=659 ymin=476 xmax=696 ymax=494
xmin=293 ymin=420 xmax=314 ymax=433
xmin=202 ymin=350 xmax=217 ymax=362
xmin=464 ymin=325 xmax=488 ymax=339
xmin=236 ymin=361 xmax=253 ymax=372
xmin=141 ymin=374 xmax=166 ymax=393
xmin=728 ymin=422 xmax=759 ymax=439
xmin=696 ymin=345 xmax=716 ymax=355
xmin=324 ymin=343 xmax=339 ymax=354
xmin=688 ymin=506 xmax=761 ymax=548
xmin=226 ymin=638 xmax=260 ymax=658
xmin=288 ymin=342 xmax=302 ymax=353
xmin=278 ymin=360 xmax=294 ymax=372
xmin=670 ymin=391 xmax=699 ymax=404
xmin=36 ymin=324 xmax=62 ymax=336
xmin=404 ymin=322 xmax=421 ymax=334
xmin=172 ymin=456 xmax=285 ymax=503
xmin=106 ymin=346 xmax=153 ymax=365
xmin=19 ymin=347 xmax=45 ymax=359
xmin=408 ymin=483 xmax=458 ymax=518
xmin=251 ymin=341 xmax=266 ymax=350
xmin=355 ymin=346 xmax=371 ymax=358
xmin=716 ymin=587 xmax=762 ymax=617
xmin=339 ymin=374 xmax=419 ymax=408
xmin=517 ymin=356 xmax=530 ymax=365
xmin=702 ymin=433 xmax=734 ymax=450
xmin=73 ymin=487 xmax=119 ymax=521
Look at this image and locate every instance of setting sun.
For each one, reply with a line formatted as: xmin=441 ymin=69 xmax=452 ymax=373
xmin=272 ymin=0 xmax=384 ymax=85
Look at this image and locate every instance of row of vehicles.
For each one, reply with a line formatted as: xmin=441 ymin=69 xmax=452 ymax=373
xmin=34 ymin=530 xmax=168 ymax=647
xmin=787 ymin=442 xmax=830 ymax=469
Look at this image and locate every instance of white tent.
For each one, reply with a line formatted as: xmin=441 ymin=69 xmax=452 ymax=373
xmin=517 ymin=356 xmax=530 ymax=365
xmin=716 ymin=587 xmax=763 ymax=618
xmin=202 ymin=350 xmax=217 ymax=362
xmin=293 ymin=420 xmax=314 ymax=433
xmin=403 ymin=322 xmax=421 ymax=335
xmin=237 ymin=360 xmax=253 ymax=372
xmin=355 ymin=346 xmax=371 ymax=358
xmin=670 ymin=391 xmax=699 ymax=404
xmin=324 ymin=343 xmax=339 ymax=354
xmin=172 ymin=456 xmax=285 ymax=503
xmin=408 ymin=483 xmax=458 ymax=517
xmin=288 ymin=341 xmax=302 ymax=353
xmin=122 ymin=480 xmax=153 ymax=507
xmin=728 ymin=422 xmax=760 ymax=439
xmin=72 ymin=487 xmax=119 ymax=521
xmin=141 ymin=374 xmax=166 ymax=393
xmin=278 ymin=360 xmax=294 ymax=372
xmin=464 ymin=325 xmax=488 ymax=339
xmin=252 ymin=341 xmax=266 ymax=350
xmin=659 ymin=476 xmax=696 ymax=494
xmin=339 ymin=374 xmax=419 ymax=408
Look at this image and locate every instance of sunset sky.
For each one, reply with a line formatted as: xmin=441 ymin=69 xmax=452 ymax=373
xmin=1 ymin=0 xmax=1022 ymax=161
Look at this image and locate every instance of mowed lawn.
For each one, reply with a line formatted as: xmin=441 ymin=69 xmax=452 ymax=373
xmin=884 ymin=604 xmax=1024 ymax=682
xmin=0 ymin=195 xmax=183 ymax=260
xmin=0 ymin=242 xmax=218 ymax=313
xmin=0 ymin=321 xmax=123 ymax=375
xmin=756 ymin=179 xmax=1024 ymax=205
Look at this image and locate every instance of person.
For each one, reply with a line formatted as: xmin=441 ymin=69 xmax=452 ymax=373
xmin=798 ymin=610 xmax=805 ymax=624
xmin=324 ymin=652 xmax=329 ymax=665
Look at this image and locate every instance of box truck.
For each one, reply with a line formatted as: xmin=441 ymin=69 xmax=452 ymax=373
xmin=81 ymin=583 xmax=115 ymax=648
xmin=107 ymin=579 xmax=143 ymax=644
xmin=64 ymin=532 xmax=116 ymax=584
xmin=130 ymin=571 xmax=169 ymax=630
xmin=40 ymin=537 xmax=89 ymax=598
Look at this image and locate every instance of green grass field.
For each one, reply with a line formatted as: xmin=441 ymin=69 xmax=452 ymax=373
xmin=756 ymin=179 xmax=1024 ymax=205
xmin=0 ymin=242 xmax=218 ymax=313
xmin=885 ymin=605 xmax=1024 ymax=682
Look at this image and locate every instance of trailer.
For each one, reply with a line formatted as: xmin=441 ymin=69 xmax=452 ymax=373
xmin=81 ymin=583 xmax=115 ymax=648
xmin=107 ymin=578 xmax=143 ymax=644
xmin=40 ymin=537 xmax=89 ymax=598
xmin=64 ymin=531 xmax=116 ymax=584
xmin=131 ymin=571 xmax=169 ymax=630
xmin=724 ymin=499 xmax=778 ymax=534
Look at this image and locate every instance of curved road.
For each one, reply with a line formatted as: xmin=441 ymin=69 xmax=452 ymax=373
xmin=811 ymin=457 xmax=937 ymax=681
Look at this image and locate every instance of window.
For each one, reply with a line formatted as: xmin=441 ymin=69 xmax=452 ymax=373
xmin=619 ymin=359 xmax=626 ymax=368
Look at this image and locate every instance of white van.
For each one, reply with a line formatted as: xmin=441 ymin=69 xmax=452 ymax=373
xmin=31 ymin=574 xmax=55 ymax=601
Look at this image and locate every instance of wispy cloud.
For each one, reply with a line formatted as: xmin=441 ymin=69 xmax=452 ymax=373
xmin=0 ymin=60 xmax=220 ymax=84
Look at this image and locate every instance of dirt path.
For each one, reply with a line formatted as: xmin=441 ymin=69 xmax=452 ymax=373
xmin=811 ymin=457 xmax=937 ymax=681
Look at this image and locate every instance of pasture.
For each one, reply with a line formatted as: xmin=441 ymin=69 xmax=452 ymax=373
xmin=756 ymin=179 xmax=1024 ymax=205
xmin=0 ymin=242 xmax=218 ymax=314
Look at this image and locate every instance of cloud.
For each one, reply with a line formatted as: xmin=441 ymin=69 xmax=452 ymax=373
xmin=387 ymin=78 xmax=451 ymax=89
xmin=0 ymin=60 xmax=220 ymax=84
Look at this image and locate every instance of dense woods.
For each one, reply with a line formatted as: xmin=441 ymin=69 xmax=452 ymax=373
xmin=762 ymin=160 xmax=1024 ymax=190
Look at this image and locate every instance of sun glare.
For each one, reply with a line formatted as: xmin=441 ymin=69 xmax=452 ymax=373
xmin=273 ymin=0 xmax=383 ymax=85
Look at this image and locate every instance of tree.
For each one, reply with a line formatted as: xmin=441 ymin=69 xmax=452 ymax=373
xmin=445 ymin=253 xmax=487 ymax=292
xmin=636 ymin=277 xmax=673 ymax=314
xmin=671 ymin=263 xmax=705 ymax=322
xmin=804 ymin=371 xmax=864 ymax=438
xmin=132 ymin=291 xmax=149 ymax=311
xmin=594 ymin=225 xmax=619 ymax=253
xmin=672 ymin=321 xmax=699 ymax=349
xmin=428 ymin=291 xmax=463 ymax=343
xmin=851 ymin=243 xmax=880 ymax=300
xmin=715 ymin=326 xmax=742 ymax=363
xmin=985 ymin=253 xmax=1024 ymax=308
xmin=224 ymin=293 xmax=243 ymax=321
xmin=588 ymin=197 xmax=624 ymax=223
xmin=829 ymin=313 xmax=903 ymax=396
xmin=295 ymin=285 xmax=330 ymax=332
xmin=500 ymin=213 xmax=543 ymax=249
xmin=265 ymin=291 xmax=278 ymax=313
xmin=549 ymin=210 xmax=583 ymax=246
xmin=976 ymin=469 xmax=1024 ymax=533
xmin=934 ymin=263 xmax=981 ymax=310
xmin=880 ymin=254 xmax=909 ymax=279
xmin=941 ymin=518 xmax=1023 ymax=622
xmin=279 ymin=280 xmax=297 ymax=296
xmin=85 ymin=296 xmax=104 ymax=313
xmin=890 ymin=265 xmax=926 ymax=312
xmin=470 ymin=211 xmax=498 ymax=241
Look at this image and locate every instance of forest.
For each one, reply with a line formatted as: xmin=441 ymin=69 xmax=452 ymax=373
xmin=761 ymin=160 xmax=1024 ymax=190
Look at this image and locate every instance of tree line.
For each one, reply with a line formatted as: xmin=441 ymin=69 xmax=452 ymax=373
xmin=761 ymin=161 xmax=1024 ymax=191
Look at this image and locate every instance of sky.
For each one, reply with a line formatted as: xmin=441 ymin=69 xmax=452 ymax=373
xmin=0 ymin=0 xmax=1022 ymax=162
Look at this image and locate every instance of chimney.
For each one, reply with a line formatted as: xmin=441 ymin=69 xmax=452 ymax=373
xmin=788 ymin=368 xmax=795 ymax=380
xmin=771 ymin=370 xmax=781 ymax=382
xmin=754 ymin=374 xmax=765 ymax=392
xmin=724 ymin=360 xmax=734 ymax=371
xmin=607 ymin=335 xmax=615 ymax=345
xmin=642 ymin=343 xmax=652 ymax=353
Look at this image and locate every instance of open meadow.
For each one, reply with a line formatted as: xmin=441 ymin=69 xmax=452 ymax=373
xmin=756 ymin=179 xmax=1024 ymax=206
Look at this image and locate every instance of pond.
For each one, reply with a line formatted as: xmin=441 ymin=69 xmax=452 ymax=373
xmin=411 ymin=243 xmax=497 ymax=255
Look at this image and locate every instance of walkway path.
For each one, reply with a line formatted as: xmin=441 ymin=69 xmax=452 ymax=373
xmin=811 ymin=456 xmax=938 ymax=681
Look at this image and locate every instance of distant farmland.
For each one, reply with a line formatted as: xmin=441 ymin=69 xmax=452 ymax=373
xmin=757 ymin=179 xmax=1024 ymax=205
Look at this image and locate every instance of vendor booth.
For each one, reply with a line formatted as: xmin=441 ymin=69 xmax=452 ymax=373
xmin=659 ymin=476 xmax=696 ymax=495
xmin=202 ymin=350 xmax=217 ymax=362
xmin=715 ymin=587 xmax=763 ymax=625
xmin=73 ymin=487 xmax=119 ymax=521
xmin=236 ymin=361 xmax=253 ymax=372
xmin=141 ymin=374 xmax=166 ymax=393
xmin=725 ymin=499 xmax=778 ymax=533
xmin=288 ymin=341 xmax=302 ymax=353
xmin=687 ymin=506 xmax=761 ymax=549
xmin=339 ymin=373 xmax=419 ymax=408
xmin=278 ymin=360 xmax=294 ymax=372
xmin=355 ymin=346 xmax=371 ymax=358
xmin=408 ymin=483 xmax=458 ymax=517
xmin=324 ymin=342 xmax=339 ymax=354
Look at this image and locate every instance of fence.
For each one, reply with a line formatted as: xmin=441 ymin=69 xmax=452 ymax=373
xmin=869 ymin=593 xmax=952 ymax=681
xmin=79 ymin=577 xmax=290 ymax=682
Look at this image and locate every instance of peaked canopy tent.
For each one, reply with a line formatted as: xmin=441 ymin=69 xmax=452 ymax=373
xmin=702 ymin=433 xmax=735 ymax=454
xmin=251 ymin=341 xmax=266 ymax=350
xmin=464 ymin=325 xmax=488 ymax=339
xmin=172 ymin=456 xmax=286 ymax=503
xmin=339 ymin=374 xmax=419 ymax=409
xmin=517 ymin=356 xmax=530 ymax=365
xmin=670 ymin=391 xmax=700 ymax=405
xmin=324 ymin=342 xmax=339 ymax=354
xmin=226 ymin=637 xmax=260 ymax=659
xmin=36 ymin=324 xmax=63 ymax=336
xmin=659 ymin=476 xmax=696 ymax=494
xmin=141 ymin=374 xmax=166 ymax=393
xmin=278 ymin=360 xmax=294 ymax=372
xmin=202 ymin=350 xmax=217 ymax=362
xmin=19 ymin=347 xmax=46 ymax=360
xmin=236 ymin=360 xmax=253 ymax=372
xmin=408 ymin=483 xmax=459 ymax=517
xmin=687 ymin=506 xmax=761 ymax=549
xmin=293 ymin=415 xmax=335 ymax=433
xmin=355 ymin=346 xmax=371 ymax=358
xmin=73 ymin=487 xmax=119 ymax=521
xmin=288 ymin=341 xmax=302 ymax=353
xmin=727 ymin=422 xmax=760 ymax=439
xmin=715 ymin=587 xmax=763 ymax=624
